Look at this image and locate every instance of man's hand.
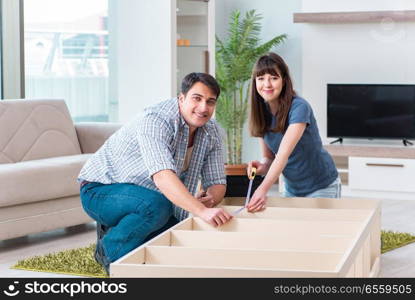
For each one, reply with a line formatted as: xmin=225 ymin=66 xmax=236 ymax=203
xmin=196 ymin=190 xmax=215 ymax=208
xmin=152 ymin=170 xmax=229 ymax=226
xmin=196 ymin=207 xmax=233 ymax=227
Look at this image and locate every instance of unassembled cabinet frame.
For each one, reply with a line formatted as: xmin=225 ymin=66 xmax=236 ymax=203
xmin=110 ymin=197 xmax=381 ymax=277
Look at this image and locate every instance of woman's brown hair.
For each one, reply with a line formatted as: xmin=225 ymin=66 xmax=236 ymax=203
xmin=249 ymin=52 xmax=296 ymax=137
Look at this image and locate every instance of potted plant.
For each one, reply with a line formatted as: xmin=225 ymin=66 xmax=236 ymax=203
xmin=215 ymin=9 xmax=286 ymax=197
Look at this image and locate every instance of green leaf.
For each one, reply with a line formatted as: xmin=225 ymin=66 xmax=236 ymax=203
xmin=215 ymin=9 xmax=286 ymax=163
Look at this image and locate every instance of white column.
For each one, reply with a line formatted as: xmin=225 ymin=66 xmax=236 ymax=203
xmin=109 ymin=0 xmax=176 ymax=123
xmin=2 ymin=0 xmax=24 ymax=99
xmin=207 ymin=0 xmax=215 ymax=76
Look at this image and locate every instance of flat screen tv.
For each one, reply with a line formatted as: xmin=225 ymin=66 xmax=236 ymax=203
xmin=327 ymin=84 xmax=415 ymax=141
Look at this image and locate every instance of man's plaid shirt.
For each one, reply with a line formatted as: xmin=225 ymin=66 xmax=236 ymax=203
xmin=78 ymin=98 xmax=226 ymax=220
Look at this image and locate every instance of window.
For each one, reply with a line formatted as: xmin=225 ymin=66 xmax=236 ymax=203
xmin=24 ymin=0 xmax=116 ymax=121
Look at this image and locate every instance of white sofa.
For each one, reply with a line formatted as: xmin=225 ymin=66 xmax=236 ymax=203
xmin=0 ymin=99 xmax=121 ymax=240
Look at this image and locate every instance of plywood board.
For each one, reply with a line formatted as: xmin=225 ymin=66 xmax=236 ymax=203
xmin=221 ymin=205 xmax=370 ymax=222
xmin=171 ymin=230 xmax=351 ymax=252
xmin=192 ymin=217 xmax=362 ymax=236
xmin=111 ymin=196 xmax=381 ymax=278
xmin=145 ymin=246 xmax=342 ymax=270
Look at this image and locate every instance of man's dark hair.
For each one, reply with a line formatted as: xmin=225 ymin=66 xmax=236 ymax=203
xmin=180 ymin=72 xmax=221 ymax=99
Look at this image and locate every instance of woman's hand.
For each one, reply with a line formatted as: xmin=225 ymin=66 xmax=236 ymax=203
xmin=246 ymin=186 xmax=268 ymax=212
xmin=247 ymin=160 xmax=269 ymax=176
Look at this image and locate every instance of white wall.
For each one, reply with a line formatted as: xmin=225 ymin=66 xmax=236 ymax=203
xmin=216 ymin=0 xmax=302 ymax=162
xmin=2 ymin=0 xmax=23 ymax=99
xmin=301 ymin=0 xmax=415 ymax=145
xmin=109 ymin=0 xmax=176 ymax=123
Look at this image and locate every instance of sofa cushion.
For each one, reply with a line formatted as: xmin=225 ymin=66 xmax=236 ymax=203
xmin=0 ymin=99 xmax=82 ymax=164
xmin=0 ymin=154 xmax=92 ymax=207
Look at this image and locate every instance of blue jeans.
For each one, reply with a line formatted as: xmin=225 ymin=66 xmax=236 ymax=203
xmin=283 ymin=176 xmax=342 ymax=198
xmin=80 ymin=182 xmax=178 ymax=265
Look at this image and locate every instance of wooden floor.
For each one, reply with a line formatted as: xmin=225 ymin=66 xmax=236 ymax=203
xmin=377 ymin=198 xmax=415 ymax=277
xmin=1 ymin=195 xmax=414 ymax=278
xmin=0 ymin=223 xmax=96 ymax=278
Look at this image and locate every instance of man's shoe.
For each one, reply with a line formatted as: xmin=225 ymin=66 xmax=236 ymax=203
xmin=94 ymin=239 xmax=110 ymax=275
xmin=96 ymin=222 xmax=109 ymax=240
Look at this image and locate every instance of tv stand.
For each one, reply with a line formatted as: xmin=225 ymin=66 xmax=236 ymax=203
xmin=324 ymin=144 xmax=415 ymax=201
xmin=330 ymin=138 xmax=343 ymax=145
xmin=403 ymin=139 xmax=413 ymax=146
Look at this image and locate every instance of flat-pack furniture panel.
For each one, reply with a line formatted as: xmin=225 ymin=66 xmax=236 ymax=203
xmin=170 ymin=230 xmax=352 ymax=252
xmin=191 ymin=217 xmax=363 ymax=236
xmin=111 ymin=197 xmax=381 ymax=278
xmin=224 ymin=196 xmax=381 ymax=272
xmin=222 ymin=196 xmax=379 ymax=210
xmin=220 ymin=205 xmax=370 ymax=222
xmin=145 ymin=246 xmax=342 ymax=270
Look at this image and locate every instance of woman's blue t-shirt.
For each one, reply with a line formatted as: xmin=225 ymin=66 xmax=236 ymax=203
xmin=263 ymin=97 xmax=338 ymax=196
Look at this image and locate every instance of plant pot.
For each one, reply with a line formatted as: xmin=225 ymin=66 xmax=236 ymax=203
xmin=224 ymin=164 xmax=264 ymax=197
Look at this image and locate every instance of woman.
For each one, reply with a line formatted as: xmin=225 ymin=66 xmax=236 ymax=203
xmin=247 ymin=52 xmax=340 ymax=212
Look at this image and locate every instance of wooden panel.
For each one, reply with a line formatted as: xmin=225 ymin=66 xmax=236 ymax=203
xmin=220 ymin=205 xmax=370 ymax=222
xmin=175 ymin=218 xmax=193 ymax=230
xmin=369 ymin=257 xmax=381 ymax=278
xmin=145 ymin=246 xmax=342 ymax=271
xmin=224 ymin=164 xmax=247 ymax=175
xmin=171 ymin=230 xmax=351 ymax=252
xmin=146 ymin=218 xmax=193 ymax=246
xmin=346 ymin=264 xmax=355 ymax=277
xmin=192 ymin=217 xmax=362 ymax=236
xmin=294 ymin=10 xmax=415 ymax=24
xmin=147 ymin=231 xmax=171 ymax=246
xmin=332 ymin=156 xmax=348 ymax=169
xmin=111 ymin=197 xmax=381 ymax=278
xmin=324 ymin=144 xmax=415 ymax=159
xmin=338 ymin=171 xmax=349 ymax=186
xmin=336 ymin=209 xmax=376 ymax=277
xmin=111 ymin=263 xmax=337 ymax=278
xmin=112 ymin=247 xmax=146 ymax=265
xmin=363 ymin=238 xmax=371 ymax=277
xmin=370 ymin=209 xmax=382 ymax=267
xmin=223 ymin=196 xmax=380 ymax=210
xmin=354 ymin=248 xmax=364 ymax=277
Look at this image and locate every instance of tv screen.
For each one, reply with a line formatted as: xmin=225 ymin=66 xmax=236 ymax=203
xmin=327 ymin=84 xmax=415 ymax=139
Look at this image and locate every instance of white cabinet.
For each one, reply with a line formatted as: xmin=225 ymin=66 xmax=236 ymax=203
xmin=325 ymin=145 xmax=415 ymax=200
xmin=349 ymin=157 xmax=415 ymax=193
xmin=176 ymin=0 xmax=215 ymax=93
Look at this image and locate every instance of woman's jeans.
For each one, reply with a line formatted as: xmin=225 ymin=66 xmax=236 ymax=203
xmin=282 ymin=176 xmax=342 ymax=198
xmin=80 ymin=182 xmax=178 ymax=266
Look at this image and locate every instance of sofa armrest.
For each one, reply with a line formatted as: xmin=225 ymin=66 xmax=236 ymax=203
xmin=75 ymin=122 xmax=122 ymax=153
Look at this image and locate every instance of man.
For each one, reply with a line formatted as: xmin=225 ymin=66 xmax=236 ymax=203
xmin=78 ymin=72 xmax=232 ymax=274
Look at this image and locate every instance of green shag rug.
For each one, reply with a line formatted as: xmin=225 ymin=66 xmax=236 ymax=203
xmin=12 ymin=230 xmax=415 ymax=277
xmin=12 ymin=244 xmax=108 ymax=278
xmin=381 ymin=230 xmax=415 ymax=253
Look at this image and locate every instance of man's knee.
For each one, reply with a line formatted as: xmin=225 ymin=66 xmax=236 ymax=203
xmin=144 ymin=194 xmax=172 ymax=226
